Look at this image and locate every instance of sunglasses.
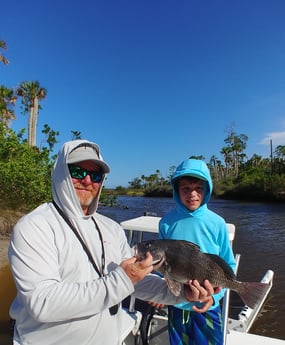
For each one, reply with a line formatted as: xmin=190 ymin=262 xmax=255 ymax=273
xmin=68 ymin=165 xmax=104 ymax=183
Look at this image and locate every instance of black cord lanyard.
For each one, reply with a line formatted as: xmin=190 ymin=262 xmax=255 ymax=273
xmin=52 ymin=200 xmax=119 ymax=315
xmin=52 ymin=200 xmax=105 ymax=277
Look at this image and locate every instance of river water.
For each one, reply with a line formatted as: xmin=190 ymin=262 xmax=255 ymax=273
xmin=100 ymin=196 xmax=285 ymax=341
xmin=1 ymin=196 xmax=284 ymax=342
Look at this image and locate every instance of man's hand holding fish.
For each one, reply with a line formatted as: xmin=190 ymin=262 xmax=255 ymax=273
xmin=120 ymin=252 xmax=154 ymax=284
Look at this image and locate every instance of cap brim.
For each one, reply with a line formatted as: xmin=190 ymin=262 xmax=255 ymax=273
xmin=67 ymin=148 xmax=110 ymax=173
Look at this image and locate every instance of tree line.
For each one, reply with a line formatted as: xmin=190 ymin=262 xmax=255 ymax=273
xmin=127 ymin=132 xmax=285 ymax=201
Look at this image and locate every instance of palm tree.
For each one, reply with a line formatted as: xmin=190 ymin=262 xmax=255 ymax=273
xmin=220 ymin=146 xmax=232 ymax=176
xmin=222 ymin=131 xmax=248 ymax=176
xmin=275 ymin=145 xmax=285 ymax=161
xmin=0 ymin=85 xmax=17 ymax=125
xmin=71 ymin=130 xmax=82 ymax=140
xmin=209 ymin=155 xmax=223 ymax=181
xmin=0 ymin=40 xmax=9 ymax=65
xmin=141 ymin=175 xmax=146 ymax=188
xmin=16 ymin=81 xmax=47 ymax=147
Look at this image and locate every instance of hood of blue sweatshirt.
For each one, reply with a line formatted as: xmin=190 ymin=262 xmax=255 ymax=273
xmin=171 ymin=159 xmax=212 ymax=213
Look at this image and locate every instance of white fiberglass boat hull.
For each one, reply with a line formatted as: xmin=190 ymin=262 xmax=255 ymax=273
xmin=227 ymin=330 xmax=285 ymax=344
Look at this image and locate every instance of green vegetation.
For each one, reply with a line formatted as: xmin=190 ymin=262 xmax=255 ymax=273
xmin=0 ymin=123 xmax=53 ymax=209
xmin=127 ymin=131 xmax=285 ymax=202
xmin=0 ymin=40 xmax=9 ymax=65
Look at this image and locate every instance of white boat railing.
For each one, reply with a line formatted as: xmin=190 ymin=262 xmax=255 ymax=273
xmin=222 ymin=253 xmax=241 ymax=344
xmin=227 ymin=269 xmax=274 ymax=333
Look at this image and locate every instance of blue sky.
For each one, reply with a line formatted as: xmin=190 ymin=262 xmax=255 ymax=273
xmin=1 ymin=0 xmax=285 ymax=187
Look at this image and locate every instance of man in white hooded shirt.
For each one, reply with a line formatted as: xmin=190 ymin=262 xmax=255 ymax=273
xmin=8 ymin=140 xmax=218 ymax=345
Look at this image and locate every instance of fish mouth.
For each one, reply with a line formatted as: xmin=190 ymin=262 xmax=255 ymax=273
xmin=151 ymin=256 xmax=165 ymax=269
xmin=152 ymin=258 xmax=162 ymax=265
xmin=131 ymin=245 xmax=139 ymax=257
xmin=132 ymin=245 xmax=165 ymax=268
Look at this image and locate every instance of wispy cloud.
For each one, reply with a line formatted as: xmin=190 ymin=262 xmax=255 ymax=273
xmin=260 ymin=131 xmax=285 ymax=145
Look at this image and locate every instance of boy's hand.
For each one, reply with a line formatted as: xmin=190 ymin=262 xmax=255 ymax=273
xmin=184 ymin=279 xmax=221 ymax=313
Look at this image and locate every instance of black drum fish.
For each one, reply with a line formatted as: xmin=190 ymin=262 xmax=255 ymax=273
xmin=133 ymin=239 xmax=270 ymax=309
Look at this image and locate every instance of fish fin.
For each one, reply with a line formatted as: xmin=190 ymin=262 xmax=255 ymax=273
xmin=182 ymin=240 xmax=201 ymax=251
xmin=237 ymin=282 xmax=271 ymax=309
xmin=205 ymin=253 xmax=236 ymax=279
xmin=165 ymin=273 xmax=182 ymax=297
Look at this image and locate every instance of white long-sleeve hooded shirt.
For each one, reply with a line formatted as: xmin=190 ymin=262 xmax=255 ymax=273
xmin=8 ymin=140 xmax=185 ymax=345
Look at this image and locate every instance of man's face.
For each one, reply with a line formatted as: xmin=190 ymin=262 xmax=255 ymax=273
xmin=177 ymin=177 xmax=205 ymax=211
xmin=69 ymin=160 xmax=103 ymax=214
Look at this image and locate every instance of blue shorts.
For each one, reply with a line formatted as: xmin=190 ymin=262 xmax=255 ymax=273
xmin=168 ymin=305 xmax=223 ymax=345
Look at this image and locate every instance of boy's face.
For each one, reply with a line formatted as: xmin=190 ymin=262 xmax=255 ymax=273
xmin=177 ymin=177 xmax=206 ymax=211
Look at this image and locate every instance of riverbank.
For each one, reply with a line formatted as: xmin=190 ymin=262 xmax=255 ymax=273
xmin=0 ymin=239 xmax=9 ymax=267
xmin=0 ymin=209 xmax=25 ymax=268
xmin=0 ymin=239 xmax=15 ymax=345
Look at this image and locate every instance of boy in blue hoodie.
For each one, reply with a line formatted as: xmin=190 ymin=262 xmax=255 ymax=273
xmin=159 ymin=159 xmax=236 ymax=345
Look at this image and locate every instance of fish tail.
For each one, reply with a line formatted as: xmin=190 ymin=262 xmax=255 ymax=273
xmin=237 ymin=282 xmax=270 ymax=309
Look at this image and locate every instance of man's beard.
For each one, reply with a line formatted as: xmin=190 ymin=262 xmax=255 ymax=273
xmin=78 ymin=194 xmax=94 ymax=209
xmin=74 ymin=185 xmax=97 ymax=210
